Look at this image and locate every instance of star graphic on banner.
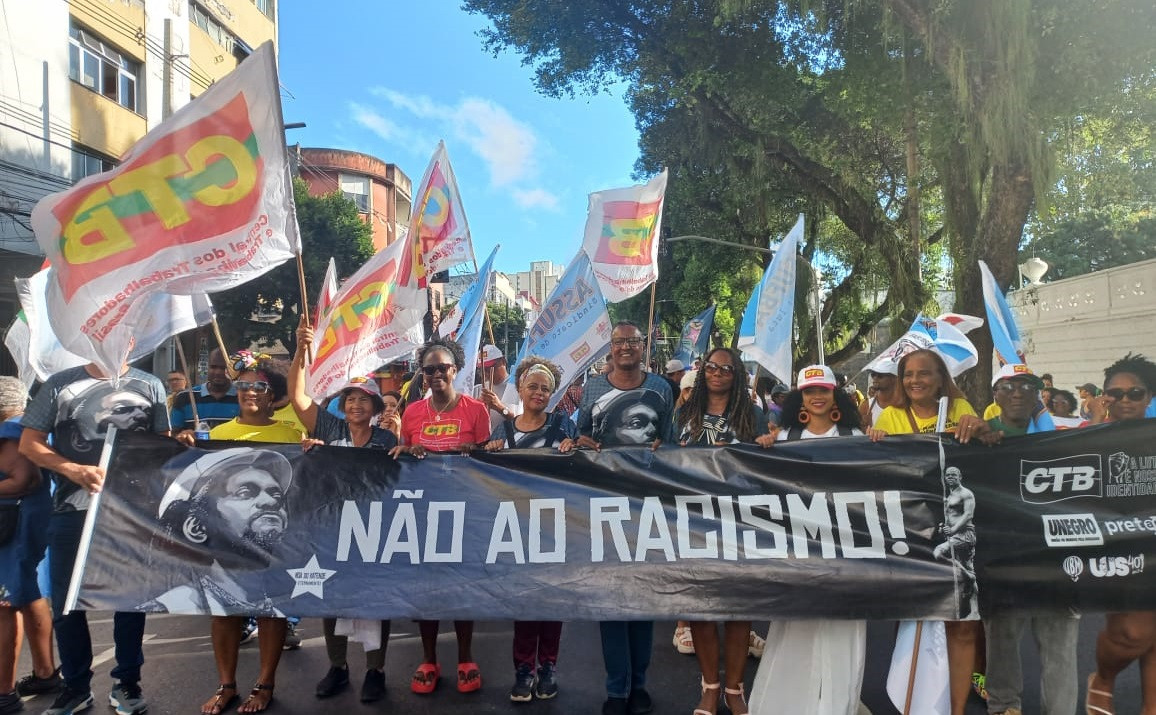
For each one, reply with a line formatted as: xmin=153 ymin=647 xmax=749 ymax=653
xmin=285 ymin=554 xmax=336 ymax=599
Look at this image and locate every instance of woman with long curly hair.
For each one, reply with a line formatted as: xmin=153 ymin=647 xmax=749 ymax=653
xmin=674 ymin=347 xmax=775 ymax=715
xmin=748 ymin=365 xmax=864 ymax=715
xmin=388 ymin=337 xmax=491 ymax=697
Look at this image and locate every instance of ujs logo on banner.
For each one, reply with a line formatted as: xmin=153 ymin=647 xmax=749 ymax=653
xmin=1019 ymin=455 xmax=1103 ymax=504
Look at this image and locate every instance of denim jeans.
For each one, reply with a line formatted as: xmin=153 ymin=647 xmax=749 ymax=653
xmin=49 ymin=511 xmax=146 ymax=693
xmin=984 ymin=613 xmax=1079 ymax=715
xmin=599 ymin=620 xmax=653 ymax=698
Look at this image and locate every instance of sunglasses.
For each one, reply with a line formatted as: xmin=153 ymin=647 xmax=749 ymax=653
xmin=610 ymin=337 xmax=643 ymax=348
xmin=234 ymin=380 xmax=271 ymax=394
xmin=703 ymin=361 xmax=735 ymax=375
xmin=994 ymin=382 xmax=1038 ymax=395
xmin=1105 ymin=387 xmax=1149 ymax=402
xmin=421 ymin=363 xmax=454 ymax=377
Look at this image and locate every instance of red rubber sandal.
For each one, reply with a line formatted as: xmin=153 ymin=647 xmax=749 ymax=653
xmin=457 ymin=662 xmax=482 ymax=693
xmin=410 ymin=663 xmax=440 ymax=694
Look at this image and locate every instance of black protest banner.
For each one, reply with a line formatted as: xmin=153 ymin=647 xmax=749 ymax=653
xmin=67 ymin=421 xmax=1156 ymax=621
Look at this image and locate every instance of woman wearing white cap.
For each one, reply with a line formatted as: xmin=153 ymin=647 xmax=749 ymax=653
xmin=289 ymin=320 xmax=397 ymax=703
xmin=748 ymin=364 xmax=865 ymax=715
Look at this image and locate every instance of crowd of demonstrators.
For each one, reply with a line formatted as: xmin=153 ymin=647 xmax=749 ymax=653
xmin=19 ymin=355 xmax=170 ymax=715
xmin=749 ymin=365 xmax=865 ymax=715
xmin=388 ymin=338 xmax=491 ymax=698
xmin=6 ymin=319 xmax=1156 ymax=715
xmin=484 ymin=357 xmax=576 ymax=702
xmin=0 ymin=377 xmax=59 ymax=715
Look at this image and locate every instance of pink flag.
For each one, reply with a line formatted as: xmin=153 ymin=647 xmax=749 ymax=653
xmin=313 ymin=257 xmax=338 ymax=327
xmin=581 ymin=169 xmax=668 ymax=302
xmin=407 ymin=141 xmax=474 ymax=288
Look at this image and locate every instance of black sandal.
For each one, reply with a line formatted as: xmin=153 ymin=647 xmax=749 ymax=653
xmin=201 ymin=682 xmax=237 ymax=715
xmin=239 ymin=683 xmax=274 ymax=713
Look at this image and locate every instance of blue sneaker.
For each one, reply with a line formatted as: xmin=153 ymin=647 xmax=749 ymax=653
xmin=108 ymin=682 xmax=147 ymax=715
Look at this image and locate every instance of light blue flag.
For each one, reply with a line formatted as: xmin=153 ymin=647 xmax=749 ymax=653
xmin=862 ymin=313 xmax=979 ymax=377
xmin=737 ymin=215 xmax=803 ymax=383
xmin=978 ymin=260 xmax=1025 ymax=365
xmin=452 ymin=245 xmax=500 ymax=396
xmin=672 ymin=305 xmax=716 ymax=365
xmin=512 ymin=250 xmax=613 ymax=411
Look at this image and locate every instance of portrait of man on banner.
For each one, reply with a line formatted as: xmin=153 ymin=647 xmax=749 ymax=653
xmin=140 ymin=448 xmax=294 ymax=616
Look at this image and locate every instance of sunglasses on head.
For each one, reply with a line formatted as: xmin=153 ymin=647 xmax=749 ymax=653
xmin=1105 ymin=387 xmax=1149 ymax=402
xmin=234 ymin=380 xmax=271 ymax=394
xmin=421 ymin=363 xmax=454 ymax=377
xmin=703 ymin=361 xmax=735 ymax=375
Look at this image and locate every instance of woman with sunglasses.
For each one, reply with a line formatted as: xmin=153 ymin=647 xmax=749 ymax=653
xmin=482 ymin=357 xmax=576 ymax=703
xmin=747 ymin=365 xmax=864 ymax=715
xmin=865 ymin=349 xmax=980 ymax=715
xmin=177 ymin=357 xmax=301 ymax=715
xmin=387 ymin=337 xmax=491 ymax=696
xmin=674 ymin=347 xmax=774 ymax=715
xmin=1086 ymin=354 xmax=1156 ymax=715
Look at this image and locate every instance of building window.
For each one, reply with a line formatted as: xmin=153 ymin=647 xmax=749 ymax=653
xmin=72 ymin=145 xmax=118 ymax=182
xmin=68 ymin=25 xmax=140 ymax=112
xmin=190 ymin=1 xmax=236 ymax=53
xmin=339 ymin=174 xmax=371 ymax=213
xmin=254 ymin=0 xmax=273 ymax=18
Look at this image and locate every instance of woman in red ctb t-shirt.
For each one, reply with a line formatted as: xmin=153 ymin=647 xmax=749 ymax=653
xmin=388 ymin=338 xmax=490 ymax=697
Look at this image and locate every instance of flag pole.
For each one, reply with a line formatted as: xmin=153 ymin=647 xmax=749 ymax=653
xmin=296 ymin=255 xmax=314 ymax=364
xmin=209 ymin=317 xmax=230 ymax=368
xmin=644 ymin=281 xmax=658 ymax=369
xmin=174 ymin=337 xmax=201 ymax=433
xmin=470 ymin=256 xmax=498 ymax=348
xmin=902 ymin=621 xmax=923 ymax=715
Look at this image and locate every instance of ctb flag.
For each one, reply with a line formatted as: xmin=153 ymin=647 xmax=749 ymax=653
xmin=408 ymin=141 xmax=474 ymax=288
xmin=581 ymin=170 xmax=668 ymax=302
xmin=29 ymin=42 xmax=298 ymax=375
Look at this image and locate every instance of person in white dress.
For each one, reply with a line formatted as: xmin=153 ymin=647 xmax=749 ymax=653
xmin=748 ymin=365 xmax=866 ymax=715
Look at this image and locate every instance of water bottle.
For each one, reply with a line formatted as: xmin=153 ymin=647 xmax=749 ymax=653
xmin=194 ymin=420 xmax=211 ymax=442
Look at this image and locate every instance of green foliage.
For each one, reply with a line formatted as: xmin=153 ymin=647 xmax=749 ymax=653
xmin=486 ymin=301 xmax=526 ymax=362
xmin=1022 ymin=213 xmax=1156 ymax=280
xmin=213 ymin=178 xmax=375 ymax=355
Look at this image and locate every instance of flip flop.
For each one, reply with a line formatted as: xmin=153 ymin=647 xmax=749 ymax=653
xmin=201 ymin=683 xmax=237 ymax=715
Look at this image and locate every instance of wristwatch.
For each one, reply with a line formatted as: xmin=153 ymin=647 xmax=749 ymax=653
xmin=501 ymin=407 xmax=511 ymax=417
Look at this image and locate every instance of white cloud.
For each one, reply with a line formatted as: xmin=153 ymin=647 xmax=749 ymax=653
xmin=348 ymin=102 xmax=404 ymax=143
xmin=512 ymin=187 xmax=561 ymax=211
xmin=364 ymin=87 xmax=544 ymax=190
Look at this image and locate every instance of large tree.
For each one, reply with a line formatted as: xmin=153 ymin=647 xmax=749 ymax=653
xmin=465 ymin=0 xmax=1156 ymax=403
xmin=212 ymin=178 xmax=375 ymax=356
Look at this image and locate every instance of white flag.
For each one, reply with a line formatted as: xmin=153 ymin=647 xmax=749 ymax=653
xmin=452 ymin=246 xmax=500 ymax=396
xmin=30 ymin=42 xmax=298 ymax=375
xmin=886 ymin=621 xmax=951 ymax=715
xmin=581 ymin=170 xmax=667 ymax=302
xmin=737 ymin=215 xmax=803 ymax=383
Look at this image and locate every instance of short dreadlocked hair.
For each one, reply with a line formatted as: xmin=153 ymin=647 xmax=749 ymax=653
xmin=416 ymin=337 xmax=466 ymax=370
xmin=1104 ymin=353 xmax=1156 ymax=393
xmin=675 ymin=347 xmax=760 ymax=443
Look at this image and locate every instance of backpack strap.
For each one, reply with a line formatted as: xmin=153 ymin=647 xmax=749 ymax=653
xmin=539 ymin=411 xmax=565 ymax=448
xmin=836 ymin=425 xmax=854 ymax=437
xmin=786 ymin=426 xmax=803 ymax=441
xmin=503 ymin=419 xmax=518 ymax=449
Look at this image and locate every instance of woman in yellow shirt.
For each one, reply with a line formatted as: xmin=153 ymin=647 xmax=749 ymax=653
xmin=865 ymin=349 xmax=980 ymax=715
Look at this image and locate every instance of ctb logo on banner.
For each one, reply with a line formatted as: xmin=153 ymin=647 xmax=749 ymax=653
xmin=1020 ymin=455 xmax=1103 ymax=504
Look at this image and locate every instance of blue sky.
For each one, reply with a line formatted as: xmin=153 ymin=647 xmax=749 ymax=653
xmin=277 ymin=3 xmax=641 ymax=276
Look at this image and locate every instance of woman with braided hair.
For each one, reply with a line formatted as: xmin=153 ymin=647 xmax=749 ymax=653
xmin=673 ymin=347 xmax=774 ymax=715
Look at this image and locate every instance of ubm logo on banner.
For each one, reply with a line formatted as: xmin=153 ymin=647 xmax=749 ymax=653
xmin=1042 ymin=513 xmax=1104 ymax=547
xmin=1020 ymin=455 xmax=1103 ymax=504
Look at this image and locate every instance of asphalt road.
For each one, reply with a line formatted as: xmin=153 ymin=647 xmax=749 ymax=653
xmin=13 ymin=613 xmax=1140 ymax=714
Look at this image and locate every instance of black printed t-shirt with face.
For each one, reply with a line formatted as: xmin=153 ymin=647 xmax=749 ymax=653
xmin=22 ymin=366 xmax=169 ymax=513
xmin=312 ymin=408 xmax=397 ymax=450
xmin=576 ymin=373 xmax=674 ymax=446
xmin=674 ymin=404 xmax=769 ymax=445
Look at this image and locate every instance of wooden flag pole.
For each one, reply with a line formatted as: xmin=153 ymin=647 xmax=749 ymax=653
xmin=296 ymin=255 xmax=314 ymax=364
xmin=470 ymin=255 xmax=498 ymax=348
xmin=173 ymin=337 xmax=201 ymax=433
xmin=902 ymin=621 xmax=924 ymax=715
xmin=209 ymin=316 xmax=230 ymax=368
xmin=644 ymin=282 xmax=658 ymax=369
